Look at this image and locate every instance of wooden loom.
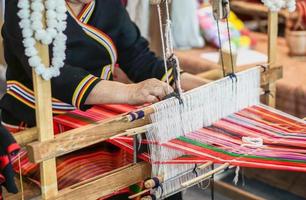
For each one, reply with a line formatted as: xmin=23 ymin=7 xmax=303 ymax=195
xmin=6 ymin=0 xmax=283 ymax=199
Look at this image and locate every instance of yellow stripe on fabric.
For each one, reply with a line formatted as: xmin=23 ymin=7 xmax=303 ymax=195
xmin=68 ymin=6 xmax=118 ymax=77
xmin=106 ymin=69 xmax=112 ymax=80
xmin=72 ymin=75 xmax=94 ymax=107
xmin=7 ymin=91 xmax=67 ymax=114
xmin=168 ymin=75 xmax=174 ymax=85
xmin=100 ymin=65 xmax=107 ymax=79
xmin=161 ymin=68 xmax=173 ymax=82
xmin=66 ymin=6 xmax=117 ymax=73
xmin=75 ymin=76 xmax=98 ymax=109
xmin=100 ymin=65 xmax=112 ymax=80
xmin=79 ymin=1 xmax=95 ymax=24
xmin=7 ymin=80 xmax=63 ymax=103
xmin=83 ymin=10 xmax=94 ymax=24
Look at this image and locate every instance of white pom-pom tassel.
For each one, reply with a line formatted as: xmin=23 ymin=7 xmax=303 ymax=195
xmin=42 ymin=70 xmax=52 ymax=80
xmin=25 ymin=47 xmax=38 ymax=57
xmin=18 ymin=1 xmax=30 ymax=9
xmin=31 ymin=1 xmax=44 ymax=12
xmin=45 ymin=0 xmax=56 ymax=10
xmin=35 ymin=64 xmax=45 ymax=75
xmin=31 ymin=20 xmax=43 ymax=31
xmin=46 ymin=10 xmax=57 ymax=20
xmin=18 ymin=0 xmax=67 ymax=79
xmin=17 ymin=9 xmax=30 ymax=19
xmin=41 ymin=35 xmax=53 ymax=45
xmin=28 ymin=56 xmax=41 ymax=68
xmin=22 ymin=28 xmax=33 ymax=38
xmin=19 ymin=19 xmax=31 ymax=29
xmin=23 ymin=38 xmax=36 ymax=48
xmin=46 ymin=28 xmax=57 ymax=38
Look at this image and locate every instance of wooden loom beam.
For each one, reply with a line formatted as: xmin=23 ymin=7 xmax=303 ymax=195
xmin=54 ymin=162 xmax=150 ymax=200
xmin=13 ymin=127 xmax=37 ymax=146
xmin=264 ymin=11 xmax=278 ymax=107
xmin=27 ymin=114 xmax=150 ymax=163
xmin=197 ymin=65 xmax=283 ymax=86
xmin=32 ymin=9 xmax=58 ymax=198
xmin=24 ymin=63 xmax=283 ymax=164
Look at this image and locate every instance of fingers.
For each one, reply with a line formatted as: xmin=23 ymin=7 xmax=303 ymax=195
xmin=146 ymin=79 xmax=173 ymax=100
xmin=146 ymin=95 xmax=159 ymax=103
xmin=129 ymin=79 xmax=175 ymax=105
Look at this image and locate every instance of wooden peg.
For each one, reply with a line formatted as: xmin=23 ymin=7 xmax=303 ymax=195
xmin=197 ymin=161 xmax=214 ymax=170
xmin=144 ymin=176 xmax=163 ymax=189
xmin=141 ymin=196 xmax=155 ymax=200
xmin=128 ymin=189 xmax=151 ymax=199
xmin=181 ymin=163 xmax=230 ymax=188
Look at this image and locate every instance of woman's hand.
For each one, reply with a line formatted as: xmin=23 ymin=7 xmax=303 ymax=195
xmin=127 ymin=78 xmax=173 ymax=105
xmin=86 ymin=79 xmax=173 ymax=106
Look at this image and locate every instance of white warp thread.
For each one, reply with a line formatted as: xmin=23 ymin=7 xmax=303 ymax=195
xmin=146 ymin=67 xmax=261 ymax=197
xmin=148 ymin=67 xmax=260 ymax=144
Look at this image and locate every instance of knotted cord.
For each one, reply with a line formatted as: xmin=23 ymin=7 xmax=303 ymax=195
xmin=157 ymin=3 xmax=171 ymax=92
xmin=156 ymin=0 xmax=183 ymax=100
xmin=213 ymin=0 xmax=235 ymax=77
xmin=18 ymin=154 xmax=24 ymax=200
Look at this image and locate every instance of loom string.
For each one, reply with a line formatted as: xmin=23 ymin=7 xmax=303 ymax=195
xmin=157 ymin=3 xmax=171 ymax=93
xmin=161 ymin=0 xmax=183 ymax=97
xmin=216 ymin=19 xmax=226 ymax=77
xmin=225 ymin=17 xmax=235 ymax=78
xmin=18 ymin=153 xmax=24 ymax=200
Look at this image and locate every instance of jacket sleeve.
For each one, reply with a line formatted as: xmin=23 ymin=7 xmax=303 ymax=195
xmin=3 ymin=0 xmax=101 ymax=110
xmin=115 ymin=2 xmax=174 ymax=84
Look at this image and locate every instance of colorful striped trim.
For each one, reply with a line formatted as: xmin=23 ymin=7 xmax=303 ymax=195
xmin=6 ymin=81 xmax=75 ymax=114
xmin=66 ymin=3 xmax=118 ymax=74
xmin=77 ymin=1 xmax=95 ymax=24
xmin=72 ymin=75 xmax=99 ymax=109
xmin=161 ymin=68 xmax=174 ymax=84
xmin=101 ymin=64 xmax=112 ymax=80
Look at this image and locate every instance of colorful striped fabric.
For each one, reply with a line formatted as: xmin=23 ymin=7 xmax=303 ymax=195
xmin=169 ymin=105 xmax=306 ymax=172
xmin=53 ymin=104 xmax=306 ymax=172
xmin=11 ymin=143 xmax=133 ymax=192
xmin=12 ymin=103 xmax=306 ymax=193
xmin=8 ymin=105 xmax=136 ymax=191
xmin=109 ymin=105 xmax=306 ymax=172
xmin=6 ymin=81 xmax=75 ymax=114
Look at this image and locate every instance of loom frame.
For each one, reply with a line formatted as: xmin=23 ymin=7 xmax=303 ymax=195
xmin=6 ymin=1 xmax=282 ymax=199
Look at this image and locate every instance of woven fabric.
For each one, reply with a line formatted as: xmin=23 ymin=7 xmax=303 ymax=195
xmin=6 ymin=102 xmax=303 ymax=198
xmin=54 ymin=104 xmax=306 ymax=172
xmin=6 ymin=105 xmax=134 ymax=191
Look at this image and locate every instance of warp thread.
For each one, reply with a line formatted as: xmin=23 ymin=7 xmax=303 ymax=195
xmin=146 ymin=67 xmax=261 ymax=197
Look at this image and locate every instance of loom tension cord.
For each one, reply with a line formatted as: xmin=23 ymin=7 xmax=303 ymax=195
xmin=214 ymin=0 xmax=237 ymax=81
xmin=156 ymin=0 xmax=184 ymax=104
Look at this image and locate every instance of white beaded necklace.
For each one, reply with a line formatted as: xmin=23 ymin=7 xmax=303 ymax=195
xmin=17 ymin=0 xmax=68 ymax=80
